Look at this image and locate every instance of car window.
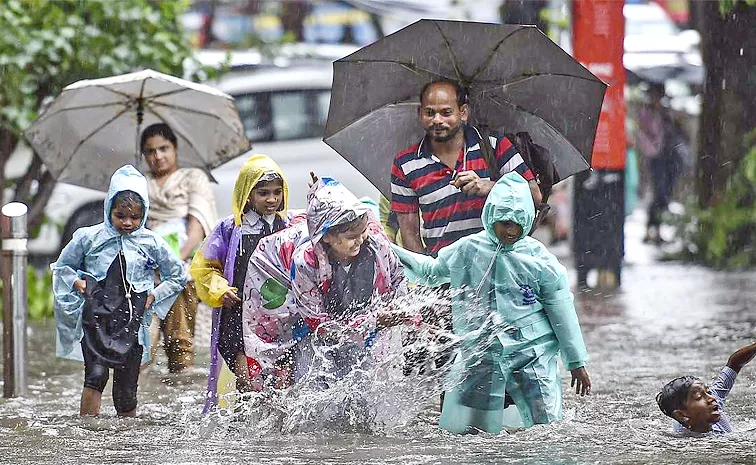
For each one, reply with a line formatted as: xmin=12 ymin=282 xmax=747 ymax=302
xmin=315 ymin=90 xmax=331 ymax=128
xmin=234 ymin=89 xmax=331 ymax=142
xmin=234 ymin=93 xmax=273 ymax=142
xmin=270 ymin=92 xmax=310 ymax=140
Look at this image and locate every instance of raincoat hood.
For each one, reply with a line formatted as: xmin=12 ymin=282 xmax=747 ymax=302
xmin=232 ymin=154 xmax=289 ymax=226
xmin=104 ymin=165 xmax=150 ymax=232
xmin=306 ymin=177 xmax=370 ymax=244
xmin=481 ymin=172 xmax=535 ymax=248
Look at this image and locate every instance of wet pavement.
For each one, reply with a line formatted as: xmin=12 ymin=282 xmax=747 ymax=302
xmin=1 ymin=210 xmax=755 ymax=464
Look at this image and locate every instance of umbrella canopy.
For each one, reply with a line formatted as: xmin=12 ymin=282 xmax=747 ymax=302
xmin=25 ymin=69 xmax=249 ymax=191
xmin=324 ymin=20 xmax=606 ymax=198
xmin=626 ymin=63 xmax=704 ymax=86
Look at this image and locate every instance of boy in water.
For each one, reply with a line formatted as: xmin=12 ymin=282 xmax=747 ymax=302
xmin=52 ymin=165 xmax=185 ymax=416
xmin=656 ymin=341 xmax=756 ymax=434
xmin=392 ymin=172 xmax=591 ymax=434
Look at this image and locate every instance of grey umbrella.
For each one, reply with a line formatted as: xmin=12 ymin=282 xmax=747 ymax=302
xmin=25 ymin=69 xmax=249 ymax=192
xmin=324 ymin=20 xmax=606 ymax=198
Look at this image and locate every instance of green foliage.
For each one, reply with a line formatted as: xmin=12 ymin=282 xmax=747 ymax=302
xmin=0 ymin=0 xmax=211 ymax=138
xmin=677 ymin=129 xmax=756 ymax=268
xmin=719 ymin=0 xmax=756 ymax=15
xmin=0 ymin=267 xmax=54 ymax=321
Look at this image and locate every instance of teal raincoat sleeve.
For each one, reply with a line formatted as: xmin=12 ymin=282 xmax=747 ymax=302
xmin=537 ymin=245 xmax=589 ymax=371
xmin=148 ymin=234 xmax=187 ymax=320
xmin=390 ymin=243 xmax=453 ymax=287
xmin=51 ymin=228 xmax=89 ymax=359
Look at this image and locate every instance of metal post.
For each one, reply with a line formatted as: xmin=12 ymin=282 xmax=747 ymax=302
xmin=2 ymin=202 xmax=28 ymax=398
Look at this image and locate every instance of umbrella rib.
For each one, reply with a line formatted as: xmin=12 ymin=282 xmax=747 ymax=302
xmin=89 ymin=85 xmax=139 ymax=101
xmin=149 ymin=101 xmax=241 ymax=135
xmin=149 ymin=106 xmax=205 ymax=162
xmin=144 ymin=87 xmax=194 ymax=101
xmin=470 ymin=28 xmax=528 ymax=82
xmin=432 ymin=20 xmax=464 ymax=82
xmin=61 ymin=106 xmax=133 ymax=173
xmin=342 ymin=58 xmax=455 ymax=81
xmin=31 ymin=102 xmax=128 ymax=125
xmin=474 ymin=72 xmax=605 ymax=88
xmin=484 ymin=93 xmax=589 ymax=169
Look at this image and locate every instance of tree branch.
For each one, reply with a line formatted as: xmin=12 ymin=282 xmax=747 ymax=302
xmin=27 ymin=170 xmax=57 ymax=234
xmin=13 ymin=153 xmax=43 ymax=202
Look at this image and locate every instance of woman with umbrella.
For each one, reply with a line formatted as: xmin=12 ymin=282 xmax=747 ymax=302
xmin=141 ymin=123 xmax=217 ymax=373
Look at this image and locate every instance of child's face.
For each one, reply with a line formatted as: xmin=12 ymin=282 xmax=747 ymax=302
xmin=248 ymin=179 xmax=283 ymax=216
xmin=676 ymin=381 xmax=721 ymax=432
xmin=110 ymin=201 xmax=144 ymax=235
xmin=493 ymin=220 xmax=523 ymax=245
xmin=323 ymin=215 xmax=369 ymax=262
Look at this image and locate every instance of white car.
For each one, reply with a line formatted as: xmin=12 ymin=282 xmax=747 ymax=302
xmin=27 ymin=64 xmax=380 ymax=256
xmin=623 ymin=2 xmax=701 ymax=69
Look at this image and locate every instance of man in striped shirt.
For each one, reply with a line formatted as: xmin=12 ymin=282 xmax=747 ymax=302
xmin=656 ymin=341 xmax=756 ymax=434
xmin=391 ymin=80 xmax=541 ymax=255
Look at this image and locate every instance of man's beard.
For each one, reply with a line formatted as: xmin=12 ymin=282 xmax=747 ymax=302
xmin=426 ymin=122 xmax=463 ymax=142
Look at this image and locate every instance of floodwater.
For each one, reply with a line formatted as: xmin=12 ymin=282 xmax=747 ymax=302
xmin=1 ymin=235 xmax=755 ymax=464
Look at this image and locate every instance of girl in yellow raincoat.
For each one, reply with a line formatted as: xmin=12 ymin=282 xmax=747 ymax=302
xmin=189 ymin=154 xmax=291 ymax=413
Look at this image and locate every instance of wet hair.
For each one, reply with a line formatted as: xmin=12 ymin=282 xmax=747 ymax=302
xmin=656 ymin=376 xmax=699 ymax=420
xmin=140 ymin=123 xmax=177 ymax=153
xmin=111 ymin=190 xmax=144 ymax=214
xmin=326 ymin=212 xmax=368 ymax=236
xmin=647 ymin=83 xmax=666 ymax=99
xmin=420 ymin=79 xmax=469 ymax=108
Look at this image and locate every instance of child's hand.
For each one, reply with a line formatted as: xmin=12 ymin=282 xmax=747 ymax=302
xmin=570 ymin=366 xmax=591 ymax=396
xmin=308 ymin=172 xmax=319 ymax=187
xmin=145 ymin=294 xmax=155 ymax=309
xmin=73 ymin=279 xmax=87 ymax=295
xmin=222 ymin=290 xmax=242 ymax=307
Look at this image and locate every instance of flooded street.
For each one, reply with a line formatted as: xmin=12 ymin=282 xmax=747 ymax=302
xmin=2 ymin=218 xmax=755 ymax=465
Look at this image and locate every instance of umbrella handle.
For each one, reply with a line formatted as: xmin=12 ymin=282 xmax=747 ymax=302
xmin=135 ymin=98 xmax=144 ymax=166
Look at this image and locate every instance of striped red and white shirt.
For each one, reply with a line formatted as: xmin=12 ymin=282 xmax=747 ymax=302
xmin=391 ymin=125 xmax=534 ymax=255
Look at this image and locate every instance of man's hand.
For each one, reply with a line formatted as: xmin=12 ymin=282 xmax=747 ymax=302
xmin=74 ymin=279 xmax=87 ymax=295
xmin=450 ymin=170 xmax=495 ymax=196
xmin=145 ymin=294 xmax=156 ymax=309
xmin=570 ymin=366 xmax=591 ymax=396
xmin=222 ymin=290 xmax=242 ymax=307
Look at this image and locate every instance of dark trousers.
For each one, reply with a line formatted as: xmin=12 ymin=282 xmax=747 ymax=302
xmin=82 ymin=341 xmax=143 ymax=413
xmin=647 ymin=156 xmax=679 ymax=229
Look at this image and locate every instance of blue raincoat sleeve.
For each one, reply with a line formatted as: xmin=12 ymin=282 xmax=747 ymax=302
xmin=536 ymin=245 xmax=589 ymax=371
xmin=51 ymin=228 xmax=90 ymax=359
xmin=390 ymin=242 xmax=454 ymax=287
xmin=147 ymin=233 xmax=187 ymax=320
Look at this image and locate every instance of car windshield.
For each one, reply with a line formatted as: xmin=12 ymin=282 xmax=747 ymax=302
xmin=234 ymin=89 xmax=331 ymax=142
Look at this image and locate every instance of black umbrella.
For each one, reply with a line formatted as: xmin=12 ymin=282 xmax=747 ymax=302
xmin=626 ymin=63 xmax=704 ymax=86
xmin=324 ymin=19 xmax=607 ymax=198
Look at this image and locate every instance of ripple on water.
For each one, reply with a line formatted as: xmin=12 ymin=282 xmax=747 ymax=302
xmin=1 ymin=262 xmax=755 ymax=464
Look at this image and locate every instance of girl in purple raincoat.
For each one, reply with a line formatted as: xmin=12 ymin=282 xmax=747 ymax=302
xmin=189 ymin=154 xmax=290 ymax=412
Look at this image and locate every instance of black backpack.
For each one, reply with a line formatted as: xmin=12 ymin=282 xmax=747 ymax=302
xmin=479 ymin=128 xmax=557 ymax=231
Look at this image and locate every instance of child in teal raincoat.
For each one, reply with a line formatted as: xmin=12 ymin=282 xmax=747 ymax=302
xmin=392 ymin=172 xmax=591 ymax=434
xmin=52 ymin=165 xmax=186 ymax=416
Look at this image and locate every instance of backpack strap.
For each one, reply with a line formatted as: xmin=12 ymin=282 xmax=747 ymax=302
xmin=478 ymin=127 xmax=500 ymax=182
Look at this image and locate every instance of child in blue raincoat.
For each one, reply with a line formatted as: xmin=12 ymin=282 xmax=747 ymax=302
xmin=52 ymin=165 xmax=186 ymax=417
xmin=392 ymin=172 xmax=591 ymax=434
